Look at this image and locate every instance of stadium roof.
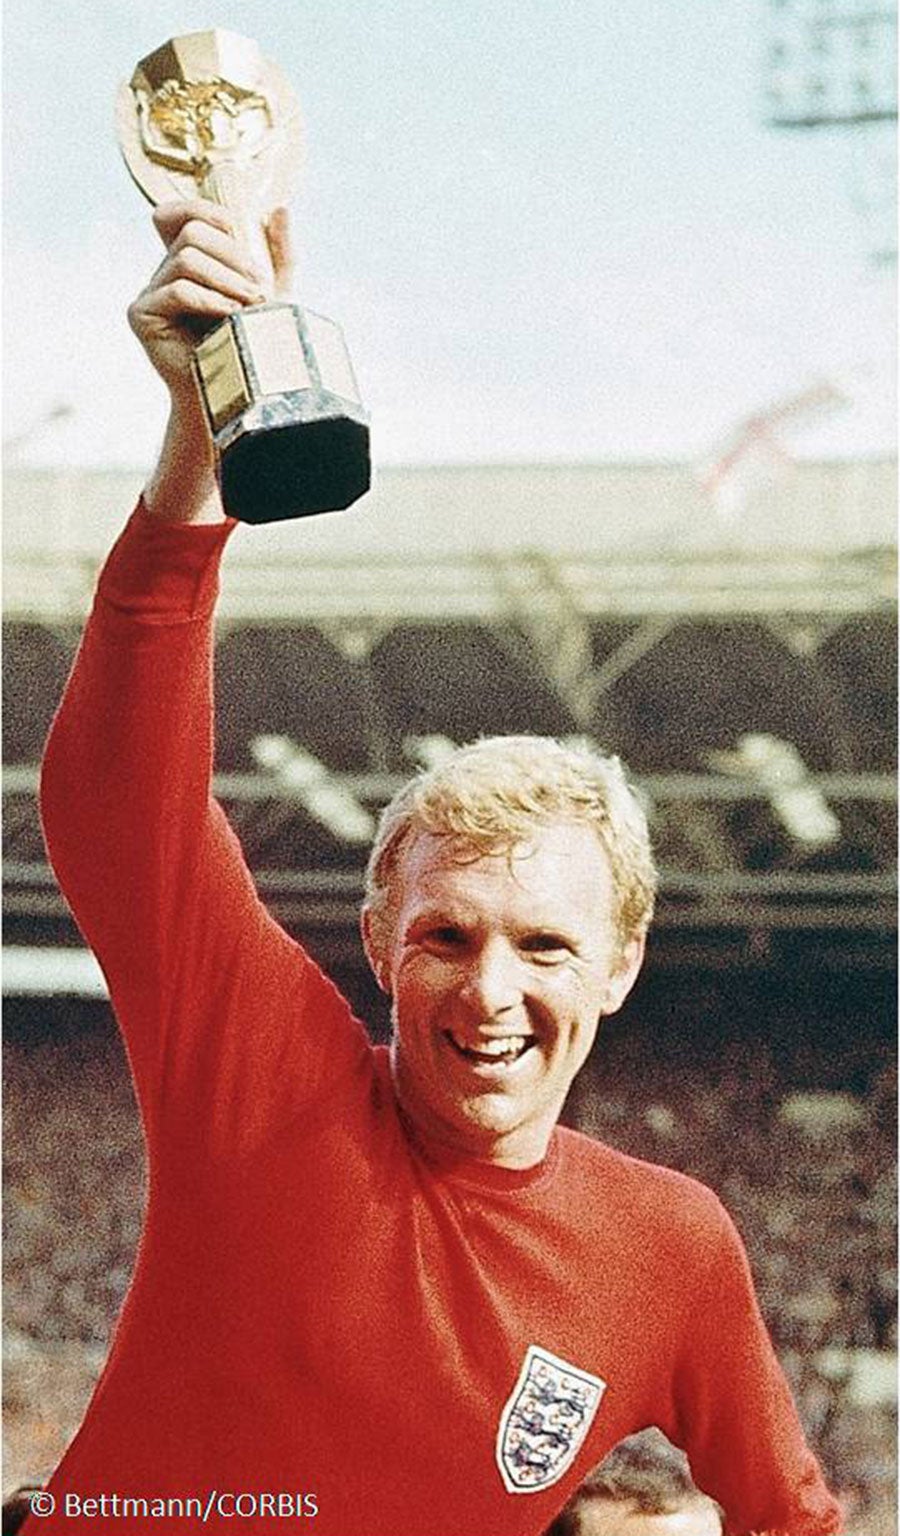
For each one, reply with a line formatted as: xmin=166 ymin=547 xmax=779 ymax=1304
xmin=4 ymin=457 xmax=896 ymax=566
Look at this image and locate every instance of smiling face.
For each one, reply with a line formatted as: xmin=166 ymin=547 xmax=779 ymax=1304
xmin=362 ymin=819 xmax=645 ymax=1169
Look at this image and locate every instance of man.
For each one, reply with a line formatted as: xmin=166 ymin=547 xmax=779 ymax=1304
xmin=545 ymin=1430 xmax=724 ymax=1535
xmin=33 ymin=200 xmax=841 ymax=1534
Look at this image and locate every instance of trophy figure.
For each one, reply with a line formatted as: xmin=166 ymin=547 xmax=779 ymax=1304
xmin=117 ymin=29 xmax=370 ymax=523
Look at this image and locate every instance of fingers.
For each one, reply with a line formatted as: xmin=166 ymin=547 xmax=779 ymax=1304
xmin=158 ymin=204 xmax=263 ymax=278
xmin=151 ymin=198 xmax=295 ymax=300
xmin=129 ymin=199 xmax=298 ymax=395
xmin=128 ymin=257 xmax=259 ymax=351
xmin=133 ymin=204 xmax=268 ymax=339
xmin=129 ymin=278 xmax=239 ymax=335
xmin=153 ymin=198 xmax=234 ymax=250
xmin=157 ymin=243 xmax=266 ymax=308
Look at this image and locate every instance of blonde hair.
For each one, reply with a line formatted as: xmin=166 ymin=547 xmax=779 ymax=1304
xmin=364 ymin=736 xmax=657 ymax=958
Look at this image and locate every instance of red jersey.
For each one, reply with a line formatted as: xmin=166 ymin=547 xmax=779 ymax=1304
xmin=35 ymin=505 xmax=842 ymax=1535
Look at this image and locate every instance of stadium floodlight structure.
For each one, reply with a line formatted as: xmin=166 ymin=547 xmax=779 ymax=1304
xmin=251 ymin=734 xmax=375 ymax=845
xmin=764 ymin=0 xmax=897 ymax=128
xmin=404 ymin=734 xmax=460 ymax=770
xmin=763 ymin=0 xmax=898 ymax=264
xmin=708 ymin=733 xmax=841 ymax=850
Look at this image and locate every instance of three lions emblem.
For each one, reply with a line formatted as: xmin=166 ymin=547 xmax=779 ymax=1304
xmin=496 ymin=1345 xmax=606 ymax=1494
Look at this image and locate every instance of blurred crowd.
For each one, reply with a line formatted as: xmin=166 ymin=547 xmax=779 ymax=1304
xmin=3 ymin=1008 xmax=896 ymax=1524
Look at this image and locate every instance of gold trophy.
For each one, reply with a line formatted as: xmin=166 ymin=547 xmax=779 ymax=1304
xmin=117 ymin=29 xmax=370 ymax=523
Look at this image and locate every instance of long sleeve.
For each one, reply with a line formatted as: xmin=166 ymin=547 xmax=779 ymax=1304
xmin=40 ymin=502 xmax=371 ymax=1153
xmin=673 ymin=1194 xmax=842 ymax=1536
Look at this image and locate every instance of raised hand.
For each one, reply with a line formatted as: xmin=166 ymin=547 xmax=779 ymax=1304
xmin=131 ymin=198 xmax=295 ymax=523
xmin=128 ymin=199 xmax=269 ymax=401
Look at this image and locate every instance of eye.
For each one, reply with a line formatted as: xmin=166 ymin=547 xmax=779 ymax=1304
xmin=519 ymin=932 xmax=574 ymax=963
xmin=423 ymin=924 xmax=468 ymax=951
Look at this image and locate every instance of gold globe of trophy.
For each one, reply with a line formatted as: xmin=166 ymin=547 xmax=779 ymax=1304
xmin=117 ymin=29 xmax=370 ymax=523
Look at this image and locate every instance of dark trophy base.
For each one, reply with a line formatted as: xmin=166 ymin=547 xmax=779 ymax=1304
xmin=219 ymin=402 xmax=370 ymax=524
xmin=194 ymin=301 xmax=371 ymax=525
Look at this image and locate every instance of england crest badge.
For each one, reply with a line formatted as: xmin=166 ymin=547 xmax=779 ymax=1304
xmin=495 ymin=1344 xmax=607 ymax=1494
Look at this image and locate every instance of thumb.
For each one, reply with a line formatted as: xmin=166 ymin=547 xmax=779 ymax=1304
xmin=265 ymin=206 xmax=296 ymax=300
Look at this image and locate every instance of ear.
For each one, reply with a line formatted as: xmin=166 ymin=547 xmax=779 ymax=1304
xmin=360 ymin=905 xmax=392 ymax=994
xmin=602 ymin=931 xmax=646 ymax=1016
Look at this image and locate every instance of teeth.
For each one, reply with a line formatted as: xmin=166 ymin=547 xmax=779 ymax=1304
xmin=449 ymin=1031 xmax=531 ymax=1060
xmin=478 ymin=1036 xmax=527 ymax=1057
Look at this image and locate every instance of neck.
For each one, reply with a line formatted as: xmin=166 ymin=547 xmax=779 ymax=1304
xmin=388 ymin=1045 xmax=553 ymax=1170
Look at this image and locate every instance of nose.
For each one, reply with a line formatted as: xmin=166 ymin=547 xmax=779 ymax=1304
xmin=458 ymin=938 xmax=524 ymax=1018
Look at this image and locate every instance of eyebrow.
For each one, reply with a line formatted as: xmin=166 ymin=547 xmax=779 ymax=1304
xmin=404 ymin=907 xmax=472 ymax=932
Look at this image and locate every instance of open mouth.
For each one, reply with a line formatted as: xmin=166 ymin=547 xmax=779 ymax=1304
xmin=445 ymin=1030 xmax=537 ymax=1067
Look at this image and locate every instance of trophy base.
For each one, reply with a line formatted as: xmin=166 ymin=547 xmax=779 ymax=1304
xmin=193 ymin=303 xmax=371 ymax=524
xmin=219 ymin=406 xmax=371 ymax=524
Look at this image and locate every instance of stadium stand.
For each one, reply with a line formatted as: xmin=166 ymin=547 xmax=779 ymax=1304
xmin=1 ymin=625 xmax=79 ymax=767
xmin=215 ymin=624 xmax=375 ymax=774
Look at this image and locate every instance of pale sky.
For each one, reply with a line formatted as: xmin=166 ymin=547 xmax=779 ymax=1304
xmin=3 ymin=0 xmax=896 ymax=469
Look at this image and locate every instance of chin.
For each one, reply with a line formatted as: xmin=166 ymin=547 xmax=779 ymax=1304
xmin=455 ymin=1093 xmax=551 ymax=1150
xmin=456 ymin=1088 xmax=521 ymax=1128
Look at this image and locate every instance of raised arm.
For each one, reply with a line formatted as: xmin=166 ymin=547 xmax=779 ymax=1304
xmin=40 ymin=203 xmax=368 ymax=1141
